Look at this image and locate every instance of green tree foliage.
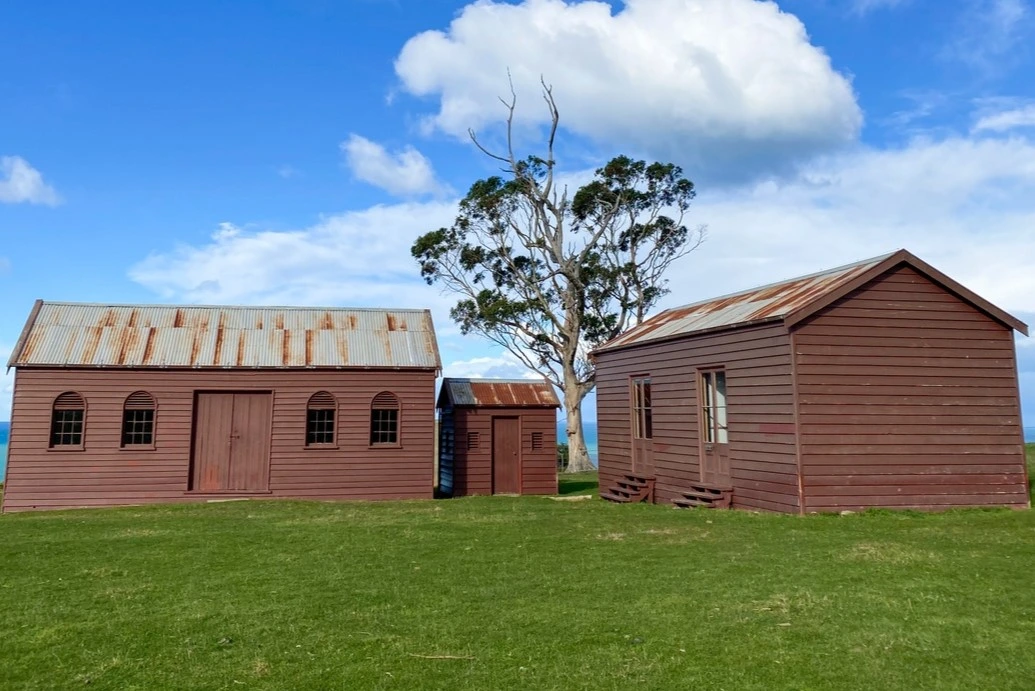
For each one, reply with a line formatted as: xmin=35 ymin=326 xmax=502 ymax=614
xmin=413 ymin=82 xmax=702 ymax=472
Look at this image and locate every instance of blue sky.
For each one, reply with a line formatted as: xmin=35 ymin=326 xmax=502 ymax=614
xmin=2 ymin=0 xmax=1034 ymax=425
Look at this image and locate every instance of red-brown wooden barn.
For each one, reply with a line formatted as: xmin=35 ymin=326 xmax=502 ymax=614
xmin=437 ymin=378 xmax=560 ymax=496
xmin=2 ymin=301 xmax=441 ymax=512
xmin=592 ymin=249 xmax=1030 ymax=513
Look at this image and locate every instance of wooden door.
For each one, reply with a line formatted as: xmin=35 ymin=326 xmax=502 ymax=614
xmin=630 ymin=377 xmax=654 ymax=476
xmin=191 ymin=392 xmax=272 ymax=492
xmin=492 ymin=416 xmax=521 ymax=494
xmin=699 ymin=370 xmax=730 ymax=485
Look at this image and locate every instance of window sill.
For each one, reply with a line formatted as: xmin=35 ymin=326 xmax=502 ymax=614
xmin=46 ymin=446 xmax=86 ymax=452
xmin=119 ymin=444 xmax=157 ymax=452
xmin=369 ymin=443 xmax=403 ymax=450
xmin=304 ymin=444 xmax=339 ymax=451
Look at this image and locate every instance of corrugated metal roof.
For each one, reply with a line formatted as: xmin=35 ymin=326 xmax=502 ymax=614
xmin=9 ymin=302 xmax=441 ymax=369
xmin=599 ymin=252 xmax=897 ymax=351
xmin=439 ymin=378 xmax=560 ymax=408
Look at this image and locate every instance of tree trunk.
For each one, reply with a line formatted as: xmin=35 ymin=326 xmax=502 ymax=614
xmin=562 ymin=379 xmax=594 ymax=473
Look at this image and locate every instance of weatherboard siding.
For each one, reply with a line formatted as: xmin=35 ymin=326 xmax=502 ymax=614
xmin=793 ymin=265 xmax=1029 ymax=512
xmin=595 ymin=323 xmax=800 ymax=512
xmin=2 ymin=368 xmax=436 ymax=512
xmin=450 ymin=407 xmax=557 ymax=496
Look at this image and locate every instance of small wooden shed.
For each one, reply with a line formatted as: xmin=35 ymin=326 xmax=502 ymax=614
xmin=592 ymin=249 xmax=1030 ymax=513
xmin=437 ymin=378 xmax=560 ymax=496
xmin=3 ymin=301 xmax=441 ymax=512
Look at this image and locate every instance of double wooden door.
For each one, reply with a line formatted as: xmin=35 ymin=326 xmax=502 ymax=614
xmin=492 ymin=416 xmax=521 ymax=494
xmin=191 ymin=392 xmax=272 ymax=492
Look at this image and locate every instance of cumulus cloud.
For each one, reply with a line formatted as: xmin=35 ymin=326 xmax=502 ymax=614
xmin=973 ymin=103 xmax=1035 ymax=132
xmin=656 ymin=136 xmax=1035 ymax=320
xmin=341 ymin=135 xmax=447 ymax=196
xmin=0 ymin=156 xmax=61 ymax=205
xmin=394 ymin=0 xmax=862 ymax=182
xmin=443 ymin=354 xmax=543 ymax=380
xmin=129 ymin=202 xmax=459 ymax=311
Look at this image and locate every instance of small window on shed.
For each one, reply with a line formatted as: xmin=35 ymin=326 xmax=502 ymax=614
xmin=50 ymin=392 xmax=85 ymax=448
xmin=121 ymin=391 xmax=156 ymax=447
xmin=467 ymin=431 xmax=480 ymax=450
xmin=531 ymin=431 xmax=544 ymax=450
xmin=306 ymin=391 xmax=337 ymax=446
xmin=370 ymin=392 xmax=400 ymax=446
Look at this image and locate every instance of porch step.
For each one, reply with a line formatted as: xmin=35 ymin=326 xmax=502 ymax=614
xmin=673 ymin=483 xmax=733 ymax=510
xmin=602 ymin=474 xmax=656 ymax=504
xmin=600 ymin=492 xmax=634 ymax=504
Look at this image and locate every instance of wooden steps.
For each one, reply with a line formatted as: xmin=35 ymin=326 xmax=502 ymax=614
xmin=673 ymin=483 xmax=733 ymax=509
xmin=601 ymin=474 xmax=655 ymax=504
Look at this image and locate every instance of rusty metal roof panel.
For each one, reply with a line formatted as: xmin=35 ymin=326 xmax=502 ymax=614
xmin=440 ymin=378 xmax=560 ymax=408
xmin=11 ymin=303 xmax=441 ymax=369
xmin=600 ymin=252 xmax=896 ymax=351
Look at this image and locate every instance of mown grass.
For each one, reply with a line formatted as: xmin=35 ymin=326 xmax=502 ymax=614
xmin=1 ymin=468 xmax=1034 ymax=690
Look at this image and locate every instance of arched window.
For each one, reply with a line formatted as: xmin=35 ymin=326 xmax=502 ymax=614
xmin=306 ymin=391 xmax=337 ymax=446
xmin=122 ymin=391 xmax=156 ymax=447
xmin=50 ymin=392 xmax=86 ymax=448
xmin=370 ymin=391 xmax=400 ymax=446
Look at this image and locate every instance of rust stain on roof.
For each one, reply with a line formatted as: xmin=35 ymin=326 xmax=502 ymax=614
xmin=9 ymin=304 xmax=441 ymax=369
xmin=440 ymin=378 xmax=560 ymax=408
xmin=600 ymin=253 xmax=896 ymax=351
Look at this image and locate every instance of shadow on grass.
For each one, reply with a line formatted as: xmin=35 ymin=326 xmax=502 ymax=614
xmin=558 ymin=472 xmax=598 ymax=496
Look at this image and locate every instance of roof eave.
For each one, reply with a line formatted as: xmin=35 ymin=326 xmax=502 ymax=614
xmin=7 ymin=299 xmax=43 ymax=372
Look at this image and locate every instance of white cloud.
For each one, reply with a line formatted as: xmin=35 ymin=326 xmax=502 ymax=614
xmin=944 ymin=0 xmax=1031 ymax=71
xmin=973 ymin=103 xmax=1035 ymax=132
xmin=443 ymin=354 xmax=544 ymax=380
xmin=130 ymin=203 xmax=460 ymax=311
xmin=656 ymin=135 xmax=1035 ymax=319
xmin=341 ymin=135 xmax=447 ymax=196
xmin=0 ymin=156 xmax=61 ymax=205
xmin=394 ymin=0 xmax=861 ymax=182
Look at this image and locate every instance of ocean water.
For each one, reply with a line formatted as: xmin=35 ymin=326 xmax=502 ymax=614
xmin=557 ymin=421 xmax=599 ymax=464
xmin=0 ymin=421 xmax=7 ymax=480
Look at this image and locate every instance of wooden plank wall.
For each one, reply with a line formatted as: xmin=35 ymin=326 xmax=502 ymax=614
xmin=451 ymin=407 xmax=557 ymax=496
xmin=794 ymin=265 xmax=1029 ymax=511
xmin=2 ymin=368 xmax=437 ymax=512
xmin=595 ymin=323 xmax=801 ymax=512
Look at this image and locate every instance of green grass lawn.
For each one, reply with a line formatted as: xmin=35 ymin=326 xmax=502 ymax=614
xmin=1 ymin=465 xmax=1034 ymax=690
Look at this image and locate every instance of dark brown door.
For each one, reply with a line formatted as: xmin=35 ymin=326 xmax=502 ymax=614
xmin=699 ymin=370 xmax=730 ymax=485
xmin=492 ymin=416 xmax=521 ymax=494
xmin=631 ymin=377 xmax=654 ymax=476
xmin=192 ymin=392 xmax=272 ymax=492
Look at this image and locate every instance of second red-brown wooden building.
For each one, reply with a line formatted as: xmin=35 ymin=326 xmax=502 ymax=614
xmin=592 ymin=249 xmax=1030 ymax=513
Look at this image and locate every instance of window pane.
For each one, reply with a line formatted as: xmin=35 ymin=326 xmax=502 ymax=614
xmin=306 ymin=408 xmax=335 ymax=445
xmin=371 ymin=409 xmax=399 ymax=445
xmin=121 ymin=409 xmax=155 ymax=446
xmin=643 ymin=405 xmax=653 ymax=440
xmin=50 ymin=409 xmax=84 ymax=447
